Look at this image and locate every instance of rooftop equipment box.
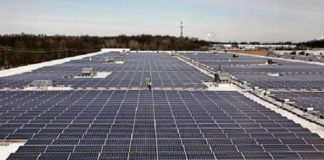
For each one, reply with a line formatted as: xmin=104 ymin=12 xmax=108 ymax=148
xmin=30 ymin=80 xmax=53 ymax=88
xmin=81 ymin=68 xmax=96 ymax=77
xmin=214 ymin=72 xmax=231 ymax=84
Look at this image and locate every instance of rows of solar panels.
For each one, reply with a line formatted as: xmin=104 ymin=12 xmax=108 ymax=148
xmin=271 ymin=92 xmax=324 ymax=118
xmin=1 ymin=91 xmax=324 ymax=160
xmin=0 ymin=52 xmax=208 ymax=89
xmin=183 ymin=52 xmax=324 ymax=116
xmin=184 ymin=53 xmax=324 ymax=90
xmin=1 ymin=52 xmax=324 ymax=160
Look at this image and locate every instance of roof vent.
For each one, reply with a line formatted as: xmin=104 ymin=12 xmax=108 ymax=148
xmin=267 ymin=72 xmax=282 ymax=77
xmin=104 ymin=57 xmax=116 ymax=64
xmin=214 ymin=72 xmax=231 ymax=84
xmin=30 ymin=80 xmax=53 ymax=88
xmin=267 ymin=59 xmax=277 ymax=65
xmin=81 ymin=68 xmax=96 ymax=77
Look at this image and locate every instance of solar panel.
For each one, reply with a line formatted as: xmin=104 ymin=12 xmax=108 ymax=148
xmin=7 ymin=153 xmax=40 ymax=160
xmin=69 ymin=153 xmax=99 ymax=160
xmin=242 ymin=152 xmax=273 ymax=159
xmin=16 ymin=146 xmax=47 ymax=153
xmin=38 ymin=153 xmax=70 ymax=160
xmin=0 ymin=53 xmax=209 ymax=89
xmin=269 ymin=152 xmax=301 ymax=160
xmin=1 ymin=90 xmax=324 ymax=160
xmin=214 ymin=152 xmax=244 ymax=159
xmin=1 ymin=52 xmax=324 ymax=160
xmin=182 ymin=52 xmax=324 ymax=117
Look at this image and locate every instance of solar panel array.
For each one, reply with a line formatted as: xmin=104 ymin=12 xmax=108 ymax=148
xmin=271 ymin=92 xmax=324 ymax=117
xmin=0 ymin=52 xmax=208 ymax=89
xmin=1 ymin=52 xmax=324 ymax=160
xmin=184 ymin=52 xmax=324 ymax=90
xmin=1 ymin=91 xmax=324 ymax=160
xmin=183 ymin=52 xmax=324 ymax=118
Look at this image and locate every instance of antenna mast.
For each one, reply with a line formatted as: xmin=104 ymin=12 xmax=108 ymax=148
xmin=180 ymin=21 xmax=184 ymax=38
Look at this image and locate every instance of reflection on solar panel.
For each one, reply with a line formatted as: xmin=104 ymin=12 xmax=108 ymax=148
xmin=1 ymin=90 xmax=324 ymax=160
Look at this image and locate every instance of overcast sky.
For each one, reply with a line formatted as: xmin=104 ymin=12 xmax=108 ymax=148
xmin=0 ymin=0 xmax=323 ymax=42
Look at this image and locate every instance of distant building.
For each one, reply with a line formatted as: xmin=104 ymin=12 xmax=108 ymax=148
xmin=238 ymin=44 xmax=297 ymax=49
xmin=213 ymin=44 xmax=297 ymax=50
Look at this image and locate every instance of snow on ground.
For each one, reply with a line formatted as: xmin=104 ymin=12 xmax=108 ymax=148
xmin=0 ymin=141 xmax=25 ymax=160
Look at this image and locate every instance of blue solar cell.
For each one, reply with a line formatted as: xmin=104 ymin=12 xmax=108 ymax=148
xmin=7 ymin=153 xmax=40 ymax=160
xmin=242 ymin=152 xmax=272 ymax=160
xmin=38 ymin=153 xmax=70 ymax=160
xmin=214 ymin=152 xmax=244 ymax=159
xmin=74 ymin=146 xmax=102 ymax=153
xmin=237 ymin=145 xmax=265 ymax=152
xmin=69 ymin=153 xmax=99 ymax=160
xmin=298 ymin=152 xmax=324 ymax=160
xmin=210 ymin=145 xmax=238 ymax=153
xmin=280 ymin=139 xmax=306 ymax=144
xmin=16 ymin=146 xmax=47 ymax=153
xmin=158 ymin=152 xmax=186 ymax=160
xmin=256 ymin=138 xmax=283 ymax=145
xmin=262 ymin=145 xmax=291 ymax=152
xmin=46 ymin=146 xmax=74 ymax=152
xmin=288 ymin=145 xmax=317 ymax=151
xmin=129 ymin=152 xmax=157 ymax=160
xmin=270 ymin=152 xmax=301 ymax=160
xmin=99 ymin=152 xmax=128 ymax=160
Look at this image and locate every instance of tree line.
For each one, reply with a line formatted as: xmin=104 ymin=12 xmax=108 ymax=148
xmin=298 ymin=39 xmax=324 ymax=48
xmin=0 ymin=34 xmax=210 ymax=68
